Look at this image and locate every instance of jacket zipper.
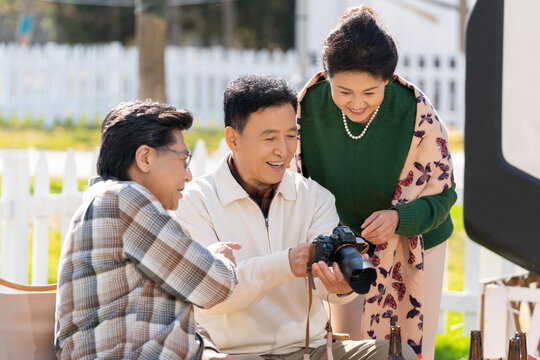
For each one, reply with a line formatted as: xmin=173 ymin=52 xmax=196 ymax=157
xmin=247 ymin=193 xmax=277 ymax=253
xmin=246 ymin=197 xmax=272 ymax=253
xmin=264 ymin=192 xmax=279 ymax=253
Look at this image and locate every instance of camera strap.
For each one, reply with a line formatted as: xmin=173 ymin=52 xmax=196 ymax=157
xmin=305 ymin=260 xmax=334 ymax=360
xmin=304 ymin=268 xmax=313 ymax=360
xmin=324 ymin=296 xmax=334 ymax=360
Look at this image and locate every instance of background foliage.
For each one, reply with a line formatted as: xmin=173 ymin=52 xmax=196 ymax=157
xmin=0 ymin=0 xmax=295 ymax=48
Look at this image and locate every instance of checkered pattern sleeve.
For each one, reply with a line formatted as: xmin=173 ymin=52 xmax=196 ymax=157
xmin=55 ymin=179 xmax=238 ymax=359
xmin=120 ymin=185 xmax=238 ymax=309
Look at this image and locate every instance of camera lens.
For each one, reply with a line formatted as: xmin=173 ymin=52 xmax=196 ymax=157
xmin=334 ymin=245 xmax=377 ymax=294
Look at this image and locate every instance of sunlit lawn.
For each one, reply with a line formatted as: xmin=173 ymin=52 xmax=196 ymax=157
xmin=0 ymin=119 xmax=463 ymax=155
xmin=0 ymin=120 xmax=225 ymax=153
xmin=435 ymin=205 xmax=469 ymax=360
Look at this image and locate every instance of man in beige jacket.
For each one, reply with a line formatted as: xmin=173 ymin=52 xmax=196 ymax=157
xmin=176 ymin=75 xmax=417 ymax=360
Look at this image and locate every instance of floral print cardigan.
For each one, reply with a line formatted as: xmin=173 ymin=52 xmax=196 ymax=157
xmin=293 ymin=71 xmax=455 ymax=358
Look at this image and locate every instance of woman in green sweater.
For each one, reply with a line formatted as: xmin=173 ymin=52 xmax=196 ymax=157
xmin=293 ymin=6 xmax=456 ymax=360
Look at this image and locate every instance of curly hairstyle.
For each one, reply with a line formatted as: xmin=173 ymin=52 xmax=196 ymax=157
xmin=322 ymin=5 xmax=398 ymax=80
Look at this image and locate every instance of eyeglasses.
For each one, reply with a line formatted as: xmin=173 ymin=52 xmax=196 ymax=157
xmin=156 ymin=147 xmax=192 ymax=169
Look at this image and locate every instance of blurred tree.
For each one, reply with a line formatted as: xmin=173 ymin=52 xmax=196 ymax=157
xmin=175 ymin=1 xmax=222 ymax=46
xmin=136 ymin=0 xmax=166 ymax=102
xmin=0 ymin=0 xmax=56 ymax=43
xmin=0 ymin=0 xmax=295 ymax=49
xmin=58 ymin=4 xmax=135 ymax=44
xmin=221 ymin=0 xmax=234 ymax=47
xmin=235 ymin=0 xmax=294 ymax=50
xmin=177 ymin=0 xmax=294 ymax=49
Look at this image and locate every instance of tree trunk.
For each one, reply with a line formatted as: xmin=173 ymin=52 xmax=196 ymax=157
xmin=459 ymin=0 xmax=467 ymax=53
xmin=136 ymin=9 xmax=167 ymax=103
xmin=169 ymin=5 xmax=182 ymax=46
xmin=221 ymin=0 xmax=236 ymax=48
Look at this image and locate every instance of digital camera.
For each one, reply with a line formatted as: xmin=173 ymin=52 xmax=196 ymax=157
xmin=310 ymin=226 xmax=377 ymax=294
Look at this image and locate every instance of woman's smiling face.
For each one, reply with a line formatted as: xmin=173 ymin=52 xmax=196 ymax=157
xmin=328 ymin=71 xmax=388 ymax=124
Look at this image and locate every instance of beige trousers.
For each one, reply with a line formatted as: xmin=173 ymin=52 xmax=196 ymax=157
xmin=328 ymin=241 xmax=447 ymax=360
xmin=234 ymin=339 xmax=417 ymax=360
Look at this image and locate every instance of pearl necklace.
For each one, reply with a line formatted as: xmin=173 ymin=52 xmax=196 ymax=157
xmin=341 ymin=105 xmax=380 ymax=140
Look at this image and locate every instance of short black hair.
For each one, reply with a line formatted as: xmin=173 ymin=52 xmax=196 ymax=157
xmin=322 ymin=6 xmax=398 ymax=80
xmin=224 ymin=74 xmax=298 ymax=133
xmin=97 ymin=100 xmax=193 ymax=181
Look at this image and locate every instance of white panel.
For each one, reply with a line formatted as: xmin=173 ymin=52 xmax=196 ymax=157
xmin=483 ymin=285 xmax=509 ymax=358
xmin=502 ymin=0 xmax=540 ymax=180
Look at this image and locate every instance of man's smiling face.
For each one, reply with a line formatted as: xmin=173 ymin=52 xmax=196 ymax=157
xmin=226 ymin=103 xmax=297 ymax=191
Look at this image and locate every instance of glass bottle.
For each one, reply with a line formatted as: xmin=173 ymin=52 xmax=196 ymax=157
xmin=508 ymin=337 xmax=521 ymax=360
xmin=515 ymin=331 xmax=528 ymax=360
xmin=387 ymin=325 xmax=404 ymax=360
xmin=469 ymin=330 xmax=483 ymax=360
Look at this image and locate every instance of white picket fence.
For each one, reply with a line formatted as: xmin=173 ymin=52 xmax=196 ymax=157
xmin=0 ymin=139 xmax=229 ymax=285
xmin=0 ymin=42 xmax=465 ymax=128
xmin=0 ymin=150 xmax=82 ymax=285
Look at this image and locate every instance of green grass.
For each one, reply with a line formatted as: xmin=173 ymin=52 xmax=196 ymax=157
xmin=448 ymin=127 xmax=464 ymax=152
xmin=434 ymin=204 xmax=469 ymax=360
xmin=0 ymin=119 xmax=102 ymax=150
xmin=447 ymin=205 xmax=465 ymax=292
xmin=0 ymin=175 xmax=89 ymax=196
xmin=0 ymin=118 xmax=462 ymax=156
xmin=25 ymin=217 xmax=63 ymax=284
xmin=436 ymin=313 xmax=470 ymax=360
xmin=0 ymin=121 xmax=225 ymax=153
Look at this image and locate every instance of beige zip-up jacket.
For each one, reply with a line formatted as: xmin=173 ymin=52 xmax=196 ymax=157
xmin=175 ymin=154 xmax=357 ymax=355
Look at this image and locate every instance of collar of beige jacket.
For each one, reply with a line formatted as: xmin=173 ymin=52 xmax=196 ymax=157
xmin=215 ymin=153 xmax=297 ymax=207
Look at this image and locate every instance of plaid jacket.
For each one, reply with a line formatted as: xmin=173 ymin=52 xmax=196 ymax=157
xmin=55 ymin=177 xmax=238 ymax=359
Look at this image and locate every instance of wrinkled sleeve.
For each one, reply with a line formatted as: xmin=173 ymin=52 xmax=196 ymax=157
xmin=394 ymin=184 xmax=457 ymax=237
xmin=313 ymin=279 xmax=358 ymax=304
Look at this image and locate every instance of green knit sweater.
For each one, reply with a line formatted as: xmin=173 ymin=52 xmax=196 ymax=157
xmin=300 ymin=79 xmax=456 ymax=252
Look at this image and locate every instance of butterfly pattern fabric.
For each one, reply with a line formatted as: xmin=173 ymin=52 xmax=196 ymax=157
xmin=293 ymin=72 xmax=455 ymax=358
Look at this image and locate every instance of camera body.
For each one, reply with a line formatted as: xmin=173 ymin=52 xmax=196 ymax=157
xmin=311 ymin=226 xmax=366 ymax=263
xmin=310 ymin=226 xmax=377 ymax=294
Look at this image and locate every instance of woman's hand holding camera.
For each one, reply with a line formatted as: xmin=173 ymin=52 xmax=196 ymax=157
xmin=360 ymin=209 xmax=400 ymax=244
xmin=312 ymin=261 xmax=353 ymax=295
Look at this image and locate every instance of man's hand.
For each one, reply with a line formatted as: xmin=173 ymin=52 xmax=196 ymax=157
xmin=360 ymin=209 xmax=400 ymax=245
xmin=202 ymin=349 xmax=239 ymax=360
xmin=311 ymin=261 xmax=353 ymax=295
xmin=207 ymin=242 xmax=242 ymax=266
xmin=288 ymin=242 xmax=311 ymax=277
